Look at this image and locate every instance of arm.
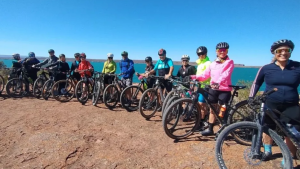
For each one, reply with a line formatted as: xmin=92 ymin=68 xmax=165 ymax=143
xmin=249 ymin=66 xmax=265 ymax=98
xmin=111 ymin=61 xmax=116 ymax=73
xmin=45 ymin=61 xmax=59 ymax=68
xmin=192 ymin=65 xmax=211 ymax=81
xmin=148 ymin=62 xmax=158 ymax=75
xmin=167 ymin=59 xmax=174 ymax=76
xmin=125 ymin=60 xmax=134 ymax=74
xmin=215 ymin=60 xmax=234 ymax=84
xmin=88 ymin=62 xmax=93 ymax=70
xmin=35 ymin=58 xmax=49 ymax=67
xmin=102 ymin=61 xmax=106 ymax=73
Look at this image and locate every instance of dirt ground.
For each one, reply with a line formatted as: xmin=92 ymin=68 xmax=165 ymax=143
xmin=0 ymin=94 xmax=299 ymax=169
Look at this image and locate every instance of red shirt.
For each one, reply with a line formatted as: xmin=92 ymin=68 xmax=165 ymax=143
xmin=78 ymin=60 xmax=93 ymax=77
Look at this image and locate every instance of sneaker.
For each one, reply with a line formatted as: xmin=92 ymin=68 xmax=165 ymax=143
xmin=200 ymin=128 xmax=214 ymax=136
xmin=261 ymin=151 xmax=272 ymax=161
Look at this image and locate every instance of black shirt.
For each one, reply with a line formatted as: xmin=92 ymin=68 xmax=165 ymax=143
xmin=177 ymin=65 xmax=196 ymax=81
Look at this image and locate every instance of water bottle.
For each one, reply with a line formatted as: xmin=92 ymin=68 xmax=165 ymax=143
xmin=143 ymin=82 xmax=148 ymax=90
xmin=218 ymin=105 xmax=226 ymax=118
xmin=287 ymin=123 xmax=300 ymax=140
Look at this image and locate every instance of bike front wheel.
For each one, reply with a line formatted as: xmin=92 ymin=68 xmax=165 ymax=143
xmin=5 ymin=78 xmax=27 ymax=98
xmin=138 ymin=88 xmax=159 ymax=120
xmin=52 ymin=79 xmax=75 ymax=102
xmin=32 ymin=77 xmax=46 ymax=98
xmin=103 ymin=84 xmax=119 ymax=109
xmin=42 ymin=80 xmax=54 ymax=100
xmin=120 ymin=85 xmax=144 ymax=112
xmin=75 ymin=80 xmax=90 ymax=105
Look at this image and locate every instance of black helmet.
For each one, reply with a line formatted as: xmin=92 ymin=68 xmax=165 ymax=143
xmin=59 ymin=54 xmax=65 ymax=58
xmin=74 ymin=53 xmax=80 ymax=57
xmin=158 ymin=48 xmax=166 ymax=55
xmin=196 ymin=46 xmax=208 ymax=55
xmin=216 ymin=42 xmax=229 ymax=49
xmin=121 ymin=51 xmax=128 ymax=56
xmin=145 ymin=56 xmax=152 ymax=62
xmin=270 ymin=39 xmax=294 ymax=54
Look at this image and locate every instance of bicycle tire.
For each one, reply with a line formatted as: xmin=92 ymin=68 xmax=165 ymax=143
xmin=5 ymin=78 xmax=26 ymax=98
xmin=162 ymin=98 xmax=201 ymax=139
xmin=120 ymin=85 xmax=144 ymax=112
xmin=0 ymin=75 xmax=4 ymax=94
xmin=163 ymin=95 xmax=180 ymax=117
xmin=32 ymin=77 xmax=46 ymax=98
xmin=161 ymin=91 xmax=175 ymax=114
xmin=75 ymin=80 xmax=90 ymax=105
xmin=42 ymin=80 xmax=54 ymax=100
xmin=103 ymin=84 xmax=119 ymax=109
xmin=138 ymin=88 xmax=159 ymax=119
xmin=92 ymin=81 xmax=100 ymax=106
xmin=52 ymin=79 xmax=75 ymax=102
xmin=215 ymin=121 xmax=293 ymax=169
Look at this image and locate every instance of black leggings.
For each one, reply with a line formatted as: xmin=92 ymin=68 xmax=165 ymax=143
xmin=207 ymin=89 xmax=231 ymax=105
xmin=265 ymin=100 xmax=300 ymax=131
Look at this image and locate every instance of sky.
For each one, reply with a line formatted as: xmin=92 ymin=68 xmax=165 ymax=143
xmin=0 ymin=0 xmax=299 ymax=66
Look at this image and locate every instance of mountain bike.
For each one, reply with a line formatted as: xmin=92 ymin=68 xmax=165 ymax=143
xmin=5 ymin=66 xmax=34 ymax=98
xmin=91 ymin=72 xmax=105 ymax=106
xmin=41 ymin=69 xmax=60 ymax=100
xmin=32 ymin=68 xmax=49 ymax=98
xmin=162 ymin=79 xmax=252 ymax=142
xmin=51 ymin=71 xmax=77 ymax=102
xmin=103 ymin=74 xmax=127 ymax=109
xmin=138 ymin=76 xmax=170 ymax=120
xmin=119 ymin=73 xmax=147 ymax=112
xmin=215 ymin=88 xmax=296 ymax=169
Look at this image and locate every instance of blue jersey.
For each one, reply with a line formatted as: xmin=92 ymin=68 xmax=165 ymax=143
xmin=249 ymin=60 xmax=300 ymax=103
xmin=153 ymin=58 xmax=174 ymax=76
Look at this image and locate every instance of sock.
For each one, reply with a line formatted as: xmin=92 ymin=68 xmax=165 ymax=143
xmin=263 ymin=144 xmax=272 ymax=153
xmin=281 ymin=159 xmax=284 ymax=166
xmin=208 ymin=123 xmax=213 ymax=131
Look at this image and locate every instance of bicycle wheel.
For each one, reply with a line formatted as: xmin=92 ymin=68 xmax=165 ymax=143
xmin=103 ymin=84 xmax=119 ymax=109
xmin=92 ymin=80 xmax=100 ymax=106
xmin=215 ymin=122 xmax=292 ymax=169
xmin=120 ymin=85 xmax=144 ymax=112
xmin=32 ymin=77 xmax=46 ymax=98
xmin=138 ymin=88 xmax=159 ymax=119
xmin=162 ymin=98 xmax=201 ymax=139
xmin=42 ymin=80 xmax=54 ymax=100
xmin=227 ymin=100 xmax=257 ymax=145
xmin=163 ymin=95 xmax=180 ymax=117
xmin=52 ymin=79 xmax=75 ymax=102
xmin=0 ymin=75 xmax=4 ymax=94
xmin=161 ymin=90 xmax=175 ymax=114
xmin=5 ymin=78 xmax=27 ymax=98
xmin=75 ymin=80 xmax=90 ymax=105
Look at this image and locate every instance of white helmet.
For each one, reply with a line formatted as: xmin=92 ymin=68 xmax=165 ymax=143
xmin=107 ymin=53 xmax=114 ymax=58
xmin=12 ymin=53 xmax=20 ymax=60
xmin=181 ymin=54 xmax=190 ymax=61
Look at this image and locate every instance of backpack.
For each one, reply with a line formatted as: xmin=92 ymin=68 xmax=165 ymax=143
xmin=120 ymin=59 xmax=135 ymax=75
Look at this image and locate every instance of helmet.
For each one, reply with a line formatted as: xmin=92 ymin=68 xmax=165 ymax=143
xmin=270 ymin=39 xmax=294 ymax=54
xmin=12 ymin=53 xmax=20 ymax=60
xmin=121 ymin=51 xmax=128 ymax=56
xmin=59 ymin=54 xmax=65 ymax=58
xmin=196 ymin=46 xmax=208 ymax=55
xmin=48 ymin=49 xmax=55 ymax=53
xmin=80 ymin=53 xmax=86 ymax=57
xmin=216 ymin=42 xmax=230 ymax=49
xmin=158 ymin=49 xmax=166 ymax=55
xmin=181 ymin=55 xmax=190 ymax=61
xmin=74 ymin=53 xmax=80 ymax=57
xmin=107 ymin=53 xmax=114 ymax=58
xmin=28 ymin=52 xmax=35 ymax=58
xmin=145 ymin=56 xmax=152 ymax=62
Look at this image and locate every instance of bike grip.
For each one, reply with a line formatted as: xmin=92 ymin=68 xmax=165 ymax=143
xmin=265 ymin=88 xmax=278 ymax=95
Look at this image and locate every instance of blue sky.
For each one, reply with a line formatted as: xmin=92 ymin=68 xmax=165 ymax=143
xmin=0 ymin=0 xmax=299 ymax=66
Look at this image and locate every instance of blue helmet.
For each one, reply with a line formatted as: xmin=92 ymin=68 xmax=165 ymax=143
xmin=28 ymin=52 xmax=35 ymax=58
xmin=12 ymin=53 xmax=20 ymax=60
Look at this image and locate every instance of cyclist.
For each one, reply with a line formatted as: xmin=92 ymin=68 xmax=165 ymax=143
xmin=195 ymin=46 xmax=211 ymax=128
xmin=119 ymin=51 xmax=135 ymax=88
xmin=146 ymin=49 xmax=174 ymax=92
xmin=70 ymin=53 xmax=81 ymax=83
xmin=76 ymin=53 xmax=94 ymax=98
xmin=10 ymin=53 xmax=22 ymax=79
xmin=136 ymin=56 xmax=156 ymax=89
xmin=21 ymin=52 xmax=40 ymax=93
xmin=33 ymin=49 xmax=58 ymax=68
xmin=249 ymin=39 xmax=300 ymax=163
xmin=190 ymin=42 xmax=234 ymax=136
xmin=176 ymin=55 xmax=196 ymax=82
xmin=102 ymin=53 xmax=117 ymax=87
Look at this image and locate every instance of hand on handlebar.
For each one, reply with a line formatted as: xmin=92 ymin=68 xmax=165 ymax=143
xmin=211 ymin=83 xmax=220 ymax=89
xmin=165 ymin=74 xmax=171 ymax=80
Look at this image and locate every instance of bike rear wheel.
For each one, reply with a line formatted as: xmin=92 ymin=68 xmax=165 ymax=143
xmin=32 ymin=77 xmax=46 ymax=98
xmin=42 ymin=80 xmax=54 ymax=100
xmin=138 ymin=88 xmax=159 ymax=119
xmin=5 ymin=78 xmax=27 ymax=98
xmin=52 ymin=79 xmax=75 ymax=102
xmin=120 ymin=85 xmax=144 ymax=112
xmin=75 ymin=80 xmax=90 ymax=105
xmin=215 ymin=121 xmax=292 ymax=169
xmin=103 ymin=84 xmax=119 ymax=109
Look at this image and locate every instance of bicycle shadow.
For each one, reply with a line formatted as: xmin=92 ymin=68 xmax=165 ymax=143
xmin=173 ymin=135 xmax=216 ymax=143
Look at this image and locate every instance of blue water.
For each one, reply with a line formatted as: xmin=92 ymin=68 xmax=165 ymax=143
xmin=1 ymin=59 xmax=261 ymax=89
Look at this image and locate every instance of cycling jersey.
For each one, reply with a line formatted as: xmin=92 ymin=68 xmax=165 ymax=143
xmin=46 ymin=61 xmax=70 ymax=73
xmin=35 ymin=55 xmax=58 ymax=67
xmin=249 ymin=60 xmax=300 ymax=103
xmin=176 ymin=65 xmax=196 ymax=81
xmin=78 ymin=60 xmax=93 ymax=77
xmin=153 ymin=58 xmax=173 ymax=76
xmin=120 ymin=59 xmax=135 ymax=78
xmin=12 ymin=60 xmax=22 ymax=69
xmin=102 ymin=60 xmax=116 ymax=74
xmin=196 ymin=56 xmax=211 ymax=86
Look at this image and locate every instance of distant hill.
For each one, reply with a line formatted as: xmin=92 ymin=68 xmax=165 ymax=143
xmin=0 ymin=55 xmax=260 ymax=68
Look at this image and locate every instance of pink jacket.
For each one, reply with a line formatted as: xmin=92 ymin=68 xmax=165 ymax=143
xmin=191 ymin=57 xmax=234 ymax=91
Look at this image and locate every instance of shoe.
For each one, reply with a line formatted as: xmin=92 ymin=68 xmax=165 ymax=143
xmin=261 ymin=151 xmax=272 ymax=161
xmin=200 ymin=128 xmax=214 ymax=136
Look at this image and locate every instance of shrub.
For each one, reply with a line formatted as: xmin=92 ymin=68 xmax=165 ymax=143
xmin=0 ymin=61 xmax=10 ymax=82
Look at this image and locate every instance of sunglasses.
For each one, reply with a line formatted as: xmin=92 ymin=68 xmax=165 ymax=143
xmin=197 ymin=53 xmax=205 ymax=56
xmin=108 ymin=57 xmax=113 ymax=59
xmin=217 ymin=49 xmax=228 ymax=53
xmin=81 ymin=57 xmax=86 ymax=59
xmin=275 ymin=48 xmax=292 ymax=54
xmin=182 ymin=60 xmax=188 ymax=62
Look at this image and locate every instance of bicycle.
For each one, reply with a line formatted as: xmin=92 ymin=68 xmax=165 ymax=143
xmin=91 ymin=71 xmax=105 ymax=106
xmin=138 ymin=75 xmax=170 ymax=120
xmin=162 ymin=79 xmax=253 ymax=142
xmin=119 ymin=73 xmax=148 ymax=112
xmin=51 ymin=71 xmax=77 ymax=102
xmin=32 ymin=68 xmax=49 ymax=98
xmin=41 ymin=68 xmax=60 ymax=100
xmin=215 ymin=88 xmax=296 ymax=169
xmin=5 ymin=66 xmax=34 ymax=98
xmin=103 ymin=74 xmax=127 ymax=109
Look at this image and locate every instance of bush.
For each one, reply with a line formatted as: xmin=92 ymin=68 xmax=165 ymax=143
xmin=232 ymin=80 xmax=253 ymax=104
xmin=0 ymin=61 xmax=10 ymax=82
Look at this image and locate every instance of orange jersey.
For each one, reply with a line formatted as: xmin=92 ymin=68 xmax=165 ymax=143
xmin=78 ymin=60 xmax=93 ymax=77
